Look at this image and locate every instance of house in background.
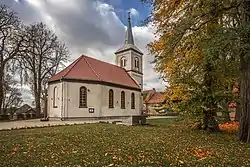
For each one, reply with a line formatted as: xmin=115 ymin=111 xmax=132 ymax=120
xmin=47 ymin=13 xmax=145 ymax=125
xmin=12 ymin=104 xmax=36 ymax=120
xmin=143 ymin=88 xmax=166 ymax=116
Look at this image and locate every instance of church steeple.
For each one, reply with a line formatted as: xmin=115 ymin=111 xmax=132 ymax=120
xmin=115 ymin=11 xmax=143 ymax=90
xmin=125 ymin=12 xmax=134 ymax=45
xmin=115 ymin=12 xmax=143 ymax=55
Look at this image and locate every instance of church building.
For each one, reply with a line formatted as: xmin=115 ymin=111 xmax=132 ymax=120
xmin=47 ymin=14 xmax=145 ymax=125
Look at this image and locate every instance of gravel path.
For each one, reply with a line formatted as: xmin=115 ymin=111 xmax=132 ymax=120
xmin=0 ymin=119 xmax=98 ymax=130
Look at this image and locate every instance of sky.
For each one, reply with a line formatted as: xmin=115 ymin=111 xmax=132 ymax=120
xmin=0 ymin=0 xmax=166 ymax=105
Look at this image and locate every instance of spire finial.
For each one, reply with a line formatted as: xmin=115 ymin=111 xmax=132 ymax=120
xmin=125 ymin=11 xmax=134 ymax=45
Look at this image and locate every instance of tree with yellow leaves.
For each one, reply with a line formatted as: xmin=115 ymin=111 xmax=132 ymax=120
xmin=142 ymin=0 xmax=241 ymax=132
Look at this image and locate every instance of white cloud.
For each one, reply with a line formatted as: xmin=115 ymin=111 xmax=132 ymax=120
xmin=128 ymin=8 xmax=139 ymax=17
xmin=2 ymin=0 xmax=165 ymax=104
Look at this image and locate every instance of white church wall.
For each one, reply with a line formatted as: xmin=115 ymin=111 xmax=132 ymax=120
xmin=48 ymin=82 xmax=62 ymax=118
xmin=99 ymin=85 xmax=141 ymax=116
xmin=60 ymin=81 xmax=141 ymax=118
xmin=64 ymin=82 xmax=102 ymax=118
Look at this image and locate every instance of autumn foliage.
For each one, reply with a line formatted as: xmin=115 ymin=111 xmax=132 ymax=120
xmin=219 ymin=121 xmax=239 ymax=134
xmin=186 ymin=147 xmax=213 ymax=160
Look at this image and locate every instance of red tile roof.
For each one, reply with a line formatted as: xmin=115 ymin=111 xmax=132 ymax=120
xmin=143 ymin=88 xmax=165 ymax=104
xmin=48 ymin=55 xmax=140 ymax=90
xmin=147 ymin=92 xmax=165 ymax=104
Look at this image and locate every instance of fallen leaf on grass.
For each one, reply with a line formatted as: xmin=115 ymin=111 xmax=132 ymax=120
xmin=179 ymin=160 xmax=184 ymax=164
xmin=7 ymin=152 xmax=16 ymax=157
xmin=187 ymin=147 xmax=213 ymax=160
xmin=128 ymin=155 xmax=133 ymax=162
xmin=12 ymin=146 xmax=19 ymax=151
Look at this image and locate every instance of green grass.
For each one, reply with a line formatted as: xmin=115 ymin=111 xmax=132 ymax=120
xmin=0 ymin=119 xmax=249 ymax=167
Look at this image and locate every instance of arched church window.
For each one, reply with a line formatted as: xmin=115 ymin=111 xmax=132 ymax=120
xmin=53 ymin=86 xmax=57 ymax=108
xmin=121 ymin=91 xmax=125 ymax=109
xmin=131 ymin=93 xmax=135 ymax=109
xmin=109 ymin=89 xmax=114 ymax=108
xmin=79 ymin=86 xmax=87 ymax=108
xmin=135 ymin=57 xmax=139 ymax=69
xmin=120 ymin=57 xmax=126 ymax=67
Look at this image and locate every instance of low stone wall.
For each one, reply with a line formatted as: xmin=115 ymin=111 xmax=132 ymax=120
xmin=1 ymin=113 xmax=41 ymax=121
xmin=0 ymin=114 xmax=11 ymax=121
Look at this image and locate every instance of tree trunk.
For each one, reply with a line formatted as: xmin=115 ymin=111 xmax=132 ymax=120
xmin=238 ymin=62 xmax=250 ymax=142
xmin=201 ymin=0 xmax=220 ymax=132
xmin=33 ymin=76 xmax=41 ymax=118
xmin=35 ymin=94 xmax=41 ymax=118
xmin=0 ymin=66 xmax=4 ymax=115
xmin=238 ymin=0 xmax=250 ymax=143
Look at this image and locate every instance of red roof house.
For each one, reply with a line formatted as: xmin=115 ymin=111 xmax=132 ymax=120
xmin=143 ymin=88 xmax=166 ymax=115
xmin=49 ymin=55 xmax=140 ymax=90
xmin=143 ymin=88 xmax=165 ymax=104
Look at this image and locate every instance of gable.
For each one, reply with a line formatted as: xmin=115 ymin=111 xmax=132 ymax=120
xmin=143 ymin=89 xmax=165 ymax=104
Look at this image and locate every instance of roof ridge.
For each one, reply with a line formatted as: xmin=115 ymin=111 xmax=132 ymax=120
xmin=83 ymin=55 xmax=102 ymax=81
xmin=84 ymin=55 xmax=121 ymax=69
xmin=62 ymin=56 xmax=83 ymax=79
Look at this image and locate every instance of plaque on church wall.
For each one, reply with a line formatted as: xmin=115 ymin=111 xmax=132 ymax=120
xmin=89 ymin=108 xmax=94 ymax=113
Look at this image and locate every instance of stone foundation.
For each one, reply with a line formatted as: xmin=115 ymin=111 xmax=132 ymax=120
xmin=48 ymin=115 xmax=147 ymax=126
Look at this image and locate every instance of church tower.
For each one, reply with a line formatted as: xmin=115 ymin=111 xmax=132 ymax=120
xmin=115 ymin=12 xmax=143 ymax=90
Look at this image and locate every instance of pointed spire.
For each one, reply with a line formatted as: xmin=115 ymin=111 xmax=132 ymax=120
xmin=125 ymin=11 xmax=134 ymax=45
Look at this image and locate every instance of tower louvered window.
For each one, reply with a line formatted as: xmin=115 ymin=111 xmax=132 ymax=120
xmin=135 ymin=57 xmax=139 ymax=69
xmin=120 ymin=57 xmax=126 ymax=67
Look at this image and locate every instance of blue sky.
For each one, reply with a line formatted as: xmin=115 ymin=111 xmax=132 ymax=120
xmin=0 ymin=0 xmax=165 ymax=105
xmin=103 ymin=0 xmax=151 ymax=26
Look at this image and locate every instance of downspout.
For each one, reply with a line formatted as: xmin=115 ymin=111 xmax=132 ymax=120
xmin=66 ymin=82 xmax=68 ymax=119
xmin=60 ymin=79 xmax=64 ymax=120
xmin=100 ymin=84 xmax=103 ymax=118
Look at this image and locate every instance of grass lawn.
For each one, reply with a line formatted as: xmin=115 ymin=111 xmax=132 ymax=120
xmin=0 ymin=119 xmax=249 ymax=167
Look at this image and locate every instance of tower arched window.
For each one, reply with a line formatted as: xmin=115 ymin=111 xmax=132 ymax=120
xmin=120 ymin=57 xmax=126 ymax=67
xmin=109 ymin=89 xmax=114 ymax=108
xmin=135 ymin=57 xmax=139 ymax=69
xmin=79 ymin=86 xmax=87 ymax=108
xmin=121 ymin=91 xmax=125 ymax=109
xmin=53 ymin=86 xmax=57 ymax=108
xmin=131 ymin=93 xmax=135 ymax=109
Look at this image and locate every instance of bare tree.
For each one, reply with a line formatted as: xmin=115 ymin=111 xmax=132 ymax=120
xmin=20 ymin=22 xmax=69 ymax=117
xmin=2 ymin=73 xmax=22 ymax=113
xmin=0 ymin=5 xmax=23 ymax=114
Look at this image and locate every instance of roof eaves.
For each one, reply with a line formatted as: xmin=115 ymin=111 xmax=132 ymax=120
xmin=115 ymin=46 xmax=143 ymax=55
